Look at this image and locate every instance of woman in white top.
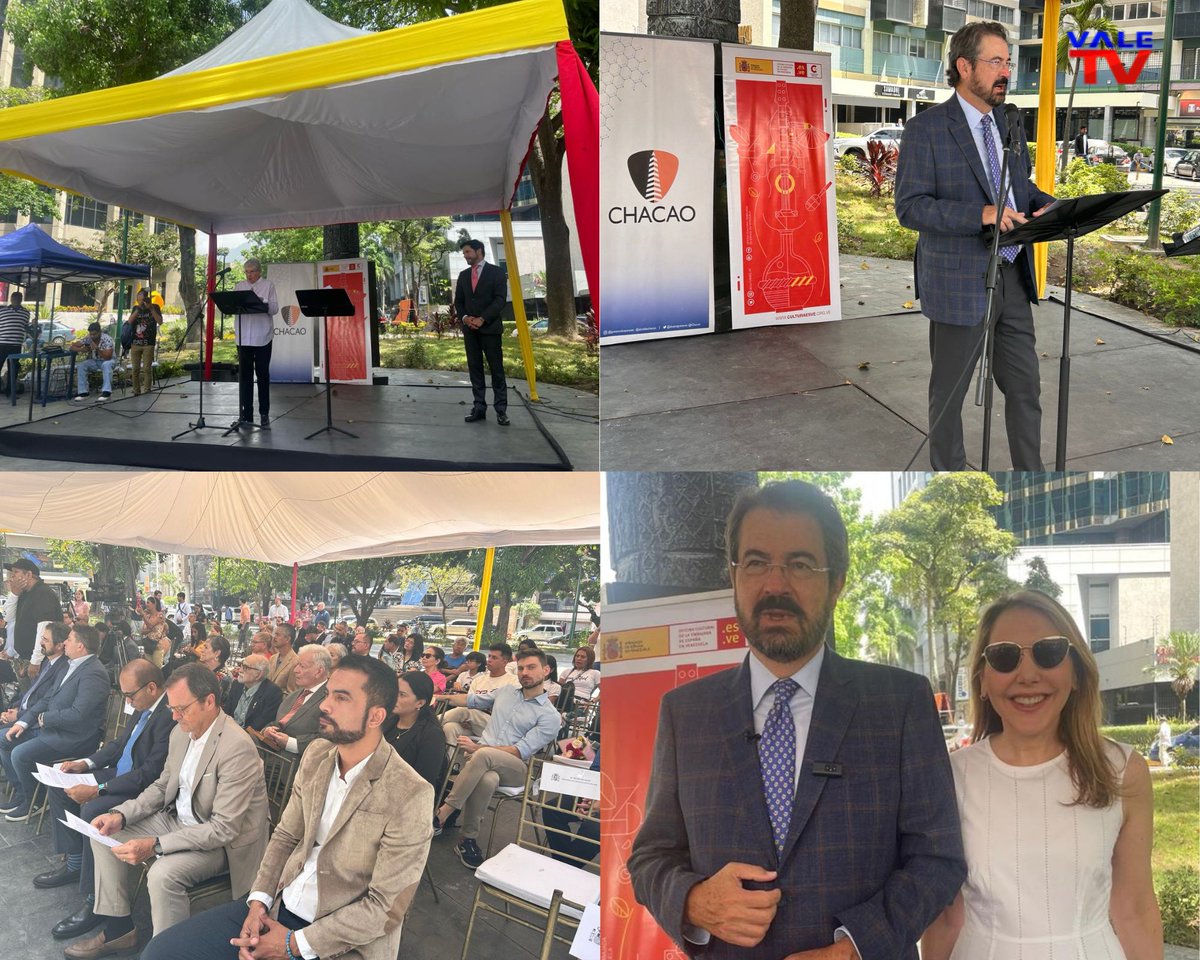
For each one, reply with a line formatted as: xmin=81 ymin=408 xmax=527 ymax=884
xmin=558 ymin=645 xmax=600 ymax=699
xmin=922 ymin=591 xmax=1161 ymax=960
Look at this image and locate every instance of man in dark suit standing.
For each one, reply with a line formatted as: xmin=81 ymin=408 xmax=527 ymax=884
xmin=628 ymin=481 xmax=964 ymax=960
xmin=895 ymin=21 xmax=1055 ymax=470
xmin=41 ymin=660 xmax=175 ymax=942
xmin=454 ymin=238 xmax=510 ymax=426
xmin=5 ymin=557 xmax=64 ymax=682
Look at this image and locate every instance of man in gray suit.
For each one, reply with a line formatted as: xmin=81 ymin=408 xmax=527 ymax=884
xmin=0 ymin=623 xmax=108 ymax=821
xmin=66 ymin=664 xmax=269 ymax=959
xmin=895 ymin=21 xmax=1055 ymax=470
xmin=259 ymin=644 xmax=330 ymax=756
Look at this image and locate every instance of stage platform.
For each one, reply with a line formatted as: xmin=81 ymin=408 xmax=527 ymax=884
xmin=0 ymin=373 xmax=599 ymax=471
xmin=601 ymin=255 xmax=1200 ymax=471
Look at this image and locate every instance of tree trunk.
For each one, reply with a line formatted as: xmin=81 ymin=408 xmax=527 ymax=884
xmin=606 ymin=472 xmax=757 ymax=603
xmin=1061 ymin=67 xmax=1081 ymax=175
xmin=179 ymin=227 xmax=200 ymax=342
xmin=323 ymin=224 xmax=360 ymax=260
xmin=527 ymin=111 xmax=575 ymax=337
xmin=647 ymin=0 xmax=740 ymax=41
xmin=778 ymin=0 xmax=817 ymax=50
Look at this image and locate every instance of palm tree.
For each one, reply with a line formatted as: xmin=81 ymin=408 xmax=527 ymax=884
xmin=1056 ymin=1 xmax=1118 ymax=173
xmin=1158 ymin=631 xmax=1200 ymax=720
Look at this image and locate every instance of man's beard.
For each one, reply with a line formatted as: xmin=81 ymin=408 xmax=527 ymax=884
xmin=735 ymin=592 xmax=835 ymax=665
xmin=319 ymin=711 xmax=368 ymax=745
xmin=969 ymin=71 xmax=1007 ymax=108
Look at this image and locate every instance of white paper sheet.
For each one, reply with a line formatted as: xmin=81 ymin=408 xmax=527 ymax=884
xmin=61 ymin=811 xmax=121 ymax=848
xmin=569 ymin=902 xmax=600 ymax=960
xmin=34 ymin=762 xmax=97 ymax=788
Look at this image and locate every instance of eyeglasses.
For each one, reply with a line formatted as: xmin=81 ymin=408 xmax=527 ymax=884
xmin=981 ymin=636 xmax=1072 ymax=673
xmin=120 ymin=681 xmax=150 ymax=701
xmin=168 ymin=698 xmax=200 ymax=717
xmin=974 ymin=57 xmax=1014 ymax=71
xmin=730 ymin=559 xmax=831 ymax=583
xmin=421 ymin=653 xmax=436 ymax=659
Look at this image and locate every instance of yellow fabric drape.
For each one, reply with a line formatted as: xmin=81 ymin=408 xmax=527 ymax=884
xmin=1034 ymin=0 xmax=1062 ymax=298
xmin=0 ymin=0 xmax=568 ymax=141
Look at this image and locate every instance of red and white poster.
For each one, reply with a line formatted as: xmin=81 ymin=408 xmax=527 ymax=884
xmin=601 ymin=590 xmax=748 ymax=960
xmin=316 ymin=259 xmax=371 ymax=384
xmin=722 ymin=45 xmax=840 ymax=329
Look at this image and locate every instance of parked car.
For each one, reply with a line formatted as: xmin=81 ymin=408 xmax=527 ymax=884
xmin=24 ymin=319 xmax=79 ymax=351
xmin=407 ymin=613 xmax=445 ymax=632
xmin=1162 ymin=147 xmax=1189 ymax=176
xmin=1148 ymin=724 xmax=1200 ymax=762
xmin=442 ymin=618 xmax=479 ymax=638
xmin=1172 ymin=150 xmax=1200 ymax=181
xmin=509 ymin=317 xmax=592 ymax=337
xmin=515 ymin=623 xmax=566 ymax=643
xmin=833 ymin=125 xmax=905 ymax=161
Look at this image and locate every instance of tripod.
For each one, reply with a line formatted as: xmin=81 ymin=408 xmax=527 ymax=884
xmin=170 ymin=306 xmax=225 ymax=440
xmin=296 ymin=287 xmax=358 ymax=440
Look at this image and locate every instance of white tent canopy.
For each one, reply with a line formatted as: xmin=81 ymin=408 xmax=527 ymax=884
xmin=0 ymin=0 xmax=566 ymax=233
xmin=0 ymin=472 xmax=600 ymax=565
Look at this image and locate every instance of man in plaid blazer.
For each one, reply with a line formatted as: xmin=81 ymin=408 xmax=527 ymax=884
xmin=895 ymin=21 xmax=1055 ymax=471
xmin=628 ymin=481 xmax=964 ymax=959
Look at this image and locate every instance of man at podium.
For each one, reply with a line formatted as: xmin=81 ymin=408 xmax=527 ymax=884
xmin=234 ymin=257 xmax=279 ymax=428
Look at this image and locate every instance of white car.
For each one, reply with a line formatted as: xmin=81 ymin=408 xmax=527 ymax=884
xmin=516 ymin=623 xmax=566 ymax=643
xmin=1163 ymin=147 xmax=1189 ymax=177
xmin=442 ymin=618 xmax=478 ymax=638
xmin=832 ymin=125 xmax=905 ymax=161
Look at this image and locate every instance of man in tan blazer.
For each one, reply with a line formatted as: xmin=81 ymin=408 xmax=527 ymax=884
xmin=139 ymin=654 xmax=433 ymax=960
xmin=66 ymin=664 xmax=270 ymax=959
xmin=259 ymin=644 xmax=330 ymax=757
xmin=265 ymin=622 xmax=299 ymax=695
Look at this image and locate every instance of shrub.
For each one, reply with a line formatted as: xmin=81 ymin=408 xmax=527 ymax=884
xmin=1055 ymin=158 xmax=1129 ymax=199
xmin=1159 ymin=191 xmax=1200 ymax=238
xmin=1158 ymin=867 xmax=1200 ymax=948
xmin=403 ymin=338 xmax=430 ymax=368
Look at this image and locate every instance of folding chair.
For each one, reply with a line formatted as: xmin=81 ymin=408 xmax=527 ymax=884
xmin=255 ymin=741 xmax=298 ymax=828
xmin=461 ymin=755 xmax=600 ymax=960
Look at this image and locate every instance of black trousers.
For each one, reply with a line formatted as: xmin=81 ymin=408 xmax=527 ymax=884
xmin=49 ymin=782 xmax=123 ymax=895
xmin=140 ymin=897 xmax=315 ymax=960
xmin=237 ymin=342 xmax=272 ymax=420
xmin=462 ymin=328 xmax=507 ymax=415
xmin=928 ymin=261 xmax=1044 ymax=471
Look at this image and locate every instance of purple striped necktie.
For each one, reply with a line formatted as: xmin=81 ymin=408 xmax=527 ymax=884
xmin=981 ymin=114 xmax=1020 ymax=263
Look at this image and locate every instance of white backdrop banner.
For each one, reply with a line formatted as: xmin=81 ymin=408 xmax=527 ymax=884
xmin=600 ymin=34 xmax=714 ymax=344
xmin=722 ymin=45 xmax=841 ymax=329
xmin=267 ymin=262 xmax=318 ymax=383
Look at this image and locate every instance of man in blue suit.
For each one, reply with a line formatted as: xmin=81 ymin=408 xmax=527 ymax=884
xmin=895 ymin=21 xmax=1055 ymax=470
xmin=628 ymin=480 xmax=964 ymax=959
xmin=0 ymin=623 xmax=110 ymax=821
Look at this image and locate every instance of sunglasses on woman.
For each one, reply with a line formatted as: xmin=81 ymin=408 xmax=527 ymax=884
xmin=981 ymin=636 xmax=1072 ymax=673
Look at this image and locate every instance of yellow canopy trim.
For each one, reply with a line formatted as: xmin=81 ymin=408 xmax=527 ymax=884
xmin=0 ymin=0 xmax=568 ymax=141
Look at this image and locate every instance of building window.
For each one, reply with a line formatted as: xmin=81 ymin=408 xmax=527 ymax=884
xmin=65 ymin=195 xmax=109 ymax=231
xmin=153 ymin=218 xmax=177 ymax=236
xmin=874 ymin=33 xmax=941 ymax=60
xmin=886 ymin=0 xmax=914 ymax=23
xmin=9 ymin=46 xmax=32 ymax=89
xmin=817 ymin=22 xmax=863 ymax=47
xmin=1088 ymin=581 xmax=1111 ymax=653
xmin=966 ymin=1 xmax=1014 ymax=23
xmin=59 ymin=282 xmax=94 ymax=308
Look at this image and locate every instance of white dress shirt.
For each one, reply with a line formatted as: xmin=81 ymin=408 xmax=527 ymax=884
xmin=234 ymin=276 xmax=279 ymax=347
xmin=747 ymin=645 xmax=823 ymax=793
xmin=248 ymin=751 xmax=372 ymax=960
xmin=175 ymin=723 xmax=214 ymax=828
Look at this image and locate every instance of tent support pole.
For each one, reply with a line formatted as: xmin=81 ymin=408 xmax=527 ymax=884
xmin=500 ymin=210 xmax=538 ymax=402
xmin=205 ymin=233 xmax=217 ymax=381
xmin=474 ymin=547 xmax=495 ymax=652
xmin=116 ymin=209 xmax=129 ymax=329
xmin=292 ymin=563 xmax=299 ymax=625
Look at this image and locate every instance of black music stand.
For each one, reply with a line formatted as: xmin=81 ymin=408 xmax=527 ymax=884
xmin=1164 ymin=225 xmax=1200 ymax=257
xmin=983 ymin=188 xmax=1168 ymax=470
xmin=211 ymin=289 xmax=270 ymax=437
xmin=295 ymin=287 xmax=359 ymax=440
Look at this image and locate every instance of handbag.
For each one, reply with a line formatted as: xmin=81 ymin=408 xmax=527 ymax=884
xmin=120 ymin=319 xmax=134 ymax=351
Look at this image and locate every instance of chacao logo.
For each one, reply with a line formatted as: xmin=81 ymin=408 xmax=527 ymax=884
xmin=1067 ymin=30 xmax=1153 ymax=85
xmin=609 ymin=150 xmax=696 ymax=224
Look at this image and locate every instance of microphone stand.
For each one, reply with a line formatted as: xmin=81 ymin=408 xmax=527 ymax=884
xmin=974 ymin=116 xmax=1020 ymax=471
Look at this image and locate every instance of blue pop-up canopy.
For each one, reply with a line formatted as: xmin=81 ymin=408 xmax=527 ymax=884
xmin=0 ymin=223 xmax=149 ymax=285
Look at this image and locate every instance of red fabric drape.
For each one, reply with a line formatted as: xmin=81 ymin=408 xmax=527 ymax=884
xmin=556 ymin=40 xmax=599 ymax=319
xmin=205 ymin=234 xmax=217 ymax=381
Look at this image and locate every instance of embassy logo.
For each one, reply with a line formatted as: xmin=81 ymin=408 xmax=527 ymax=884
xmin=1067 ymin=31 xmax=1153 ymax=85
xmin=609 ymin=149 xmax=696 ymax=224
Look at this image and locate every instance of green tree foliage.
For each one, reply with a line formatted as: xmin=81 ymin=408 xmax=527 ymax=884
xmin=0 ymin=88 xmax=59 ymax=223
xmin=878 ymin=474 xmax=1018 ymax=706
xmin=308 ymin=556 xmax=410 ymax=626
xmin=1056 ymin=1 xmax=1117 ymax=174
xmin=1023 ymin=556 xmax=1062 ymax=600
xmin=422 ymin=562 xmax=477 ymax=627
xmin=1155 ymin=631 xmax=1200 ymax=721
xmin=377 ymin=218 xmax=456 ymax=316
xmin=217 ymin=558 xmax=294 ymax=614
xmin=69 ymin=219 xmax=180 ymax=314
xmin=44 ymin=540 xmax=159 ymax=599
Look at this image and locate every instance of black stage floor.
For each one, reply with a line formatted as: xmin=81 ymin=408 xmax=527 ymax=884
xmin=0 ymin=380 xmax=584 ymax=471
xmin=600 ymin=256 xmax=1200 ymax=471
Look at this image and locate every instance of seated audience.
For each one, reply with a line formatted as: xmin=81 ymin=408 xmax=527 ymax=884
xmin=401 ymin=633 xmax=424 ymax=672
xmin=421 ymin=645 xmax=449 ymax=693
xmin=349 ymin=631 xmax=372 ymax=658
xmin=259 ymin=644 xmax=330 ymax=755
xmin=326 ymin=642 xmax=348 ymax=666
xmin=379 ymin=634 xmax=403 ymax=671
xmin=384 ymin=671 xmax=447 ymax=789
xmin=265 ymin=622 xmax=299 ymax=694
xmin=140 ymin=656 xmax=432 ymax=960
xmin=435 ymin=641 xmax=519 ymax=742
xmin=221 ymin=653 xmax=283 ymax=731
xmin=451 ymin=651 xmax=486 ymax=693
xmin=68 ymin=664 xmax=269 ymax=957
xmin=559 ymin=645 xmax=601 ymax=699
xmin=443 ymin=637 xmax=469 ymax=679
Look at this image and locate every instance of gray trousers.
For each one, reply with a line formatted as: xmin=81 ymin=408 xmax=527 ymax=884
xmin=928 ymin=261 xmax=1044 ymax=471
xmin=92 ymin=810 xmax=227 ymax=935
xmin=442 ymin=706 xmax=492 ymax=745
xmin=442 ymin=748 xmax=527 ymax=840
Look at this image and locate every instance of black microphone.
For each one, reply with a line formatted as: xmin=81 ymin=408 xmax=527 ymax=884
xmin=215 ymin=267 xmax=231 ymax=277
xmin=1003 ymin=103 xmax=1024 ymax=150
xmin=743 ymin=729 xmax=761 ymax=744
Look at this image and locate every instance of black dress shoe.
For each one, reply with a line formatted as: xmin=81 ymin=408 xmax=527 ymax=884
xmin=53 ymin=896 xmax=103 ymax=940
xmin=464 ymin=411 xmax=486 ymax=423
xmin=496 ymin=413 xmax=510 ymax=426
xmin=33 ymin=862 xmax=80 ymax=888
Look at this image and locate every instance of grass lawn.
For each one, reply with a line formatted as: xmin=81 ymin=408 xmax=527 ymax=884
xmin=151 ymin=325 xmax=598 ymax=394
xmin=1150 ymin=771 xmax=1200 ymax=947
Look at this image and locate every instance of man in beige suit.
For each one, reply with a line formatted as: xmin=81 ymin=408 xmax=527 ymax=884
xmin=65 ymin=664 xmax=270 ymax=959
xmin=259 ymin=644 xmax=330 ymax=757
xmin=265 ymin=623 xmax=299 ymax=695
xmin=139 ymin=654 xmax=433 ymax=960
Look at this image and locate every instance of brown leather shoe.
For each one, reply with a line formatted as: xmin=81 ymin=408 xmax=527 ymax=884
xmin=63 ymin=928 xmax=139 ymax=959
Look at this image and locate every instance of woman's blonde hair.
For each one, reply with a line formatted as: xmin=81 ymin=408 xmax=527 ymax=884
xmin=968 ymin=590 xmax=1122 ymax=808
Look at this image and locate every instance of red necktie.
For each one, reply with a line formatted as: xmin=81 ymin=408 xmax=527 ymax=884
xmin=471 ymin=263 xmax=480 ymax=292
xmin=277 ymin=688 xmax=310 ymax=727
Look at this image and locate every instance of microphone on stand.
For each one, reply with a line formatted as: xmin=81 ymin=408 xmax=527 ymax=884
xmin=215 ymin=267 xmax=232 ymax=278
xmin=1003 ymin=103 xmax=1024 ymax=153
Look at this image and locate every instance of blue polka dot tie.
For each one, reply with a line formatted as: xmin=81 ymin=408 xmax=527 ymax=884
xmin=981 ymin=114 xmax=1020 ymax=264
xmin=759 ymin=677 xmax=800 ymax=852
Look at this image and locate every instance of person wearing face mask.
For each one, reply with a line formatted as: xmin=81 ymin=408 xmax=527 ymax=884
xmin=921 ymin=592 xmax=1161 ymax=960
